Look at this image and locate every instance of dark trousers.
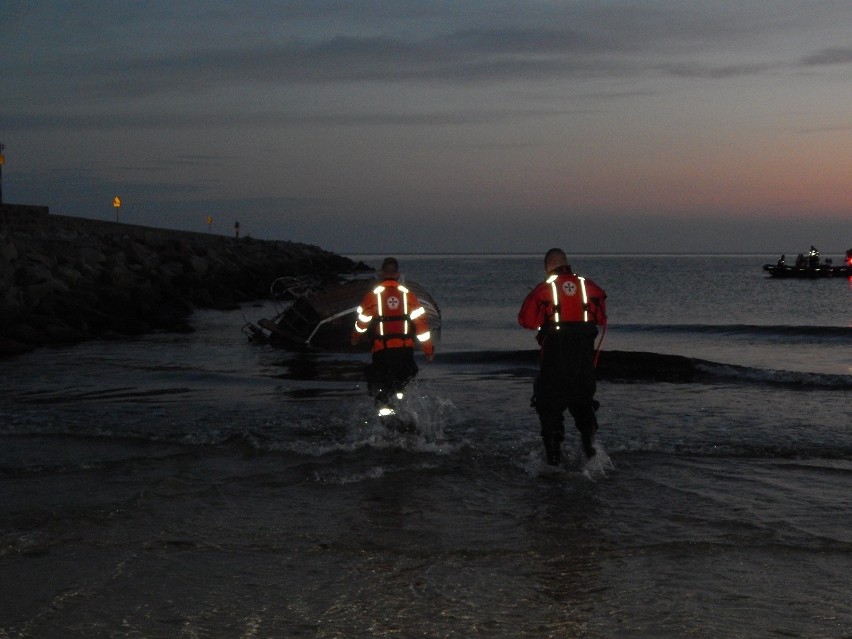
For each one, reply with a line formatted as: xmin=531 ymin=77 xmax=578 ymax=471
xmin=365 ymin=347 xmax=419 ymax=405
xmin=533 ymin=325 xmax=599 ymax=459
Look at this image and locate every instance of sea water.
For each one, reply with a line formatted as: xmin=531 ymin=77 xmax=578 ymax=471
xmin=1 ymin=254 xmax=850 ymax=638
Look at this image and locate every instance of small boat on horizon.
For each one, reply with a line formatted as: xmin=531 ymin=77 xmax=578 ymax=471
xmin=762 ymin=247 xmax=852 ymax=279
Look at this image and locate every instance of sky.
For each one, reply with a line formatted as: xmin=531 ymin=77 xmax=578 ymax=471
xmin=2 ymin=1 xmax=851 ymax=255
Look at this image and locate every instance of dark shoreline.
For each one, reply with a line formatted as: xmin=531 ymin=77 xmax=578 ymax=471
xmin=0 ymin=205 xmax=358 ymax=356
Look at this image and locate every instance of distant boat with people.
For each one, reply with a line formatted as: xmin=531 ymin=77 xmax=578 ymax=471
xmin=763 ymin=247 xmax=852 ymax=279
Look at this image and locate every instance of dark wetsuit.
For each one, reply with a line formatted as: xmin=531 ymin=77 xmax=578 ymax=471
xmin=534 ymin=322 xmax=599 ymax=463
xmin=365 ymin=347 xmax=419 ymax=407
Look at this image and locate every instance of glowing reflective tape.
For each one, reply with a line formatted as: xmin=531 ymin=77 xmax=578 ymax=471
xmin=417 ymin=331 xmax=431 ymax=342
xmin=376 ymin=290 xmax=384 ymax=336
xmin=354 ymin=303 xmax=371 ymax=332
xmin=578 ymin=276 xmax=588 ymax=322
xmin=409 ymin=306 xmax=425 ymax=320
xmin=549 ymin=279 xmax=560 ymax=328
xmin=403 ymin=290 xmax=409 ymax=335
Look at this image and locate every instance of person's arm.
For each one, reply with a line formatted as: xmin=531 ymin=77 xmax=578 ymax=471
xmin=518 ymin=285 xmax=547 ymax=330
xmin=351 ymin=292 xmax=375 ymax=344
xmin=586 ymin=281 xmax=607 ymax=326
xmin=408 ymin=291 xmax=434 ymax=361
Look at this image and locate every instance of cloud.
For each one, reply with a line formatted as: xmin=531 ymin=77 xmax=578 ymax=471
xmin=0 ymin=105 xmax=577 ymax=132
xmin=77 ymin=30 xmax=630 ymax=97
xmin=662 ymin=62 xmax=781 ymax=79
xmin=4 ymin=3 xmax=823 ymax=114
xmin=800 ymin=47 xmax=852 ymax=66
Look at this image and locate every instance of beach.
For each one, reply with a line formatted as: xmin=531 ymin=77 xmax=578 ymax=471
xmin=1 ymin=253 xmax=850 ymax=637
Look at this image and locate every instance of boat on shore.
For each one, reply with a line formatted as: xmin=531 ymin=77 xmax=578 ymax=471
xmin=243 ymin=273 xmax=441 ymax=351
xmin=762 ymin=248 xmax=852 ymax=279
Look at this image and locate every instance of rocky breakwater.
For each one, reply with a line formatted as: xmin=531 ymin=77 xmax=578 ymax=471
xmin=0 ymin=208 xmax=356 ymax=356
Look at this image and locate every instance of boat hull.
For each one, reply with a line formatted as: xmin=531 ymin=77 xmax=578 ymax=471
xmin=762 ymin=264 xmax=852 ymax=278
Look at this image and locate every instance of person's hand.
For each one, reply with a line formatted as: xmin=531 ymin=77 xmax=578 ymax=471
xmin=426 ymin=352 xmax=434 ymax=363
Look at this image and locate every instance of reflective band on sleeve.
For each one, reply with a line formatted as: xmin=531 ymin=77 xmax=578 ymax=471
xmin=410 ymin=306 xmax=425 ymax=320
xmin=417 ymin=331 xmax=431 ymax=342
xmin=354 ymin=304 xmax=372 ymax=332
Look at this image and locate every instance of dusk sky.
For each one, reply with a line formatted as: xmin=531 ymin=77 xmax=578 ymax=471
xmin=2 ymin=1 xmax=850 ymax=255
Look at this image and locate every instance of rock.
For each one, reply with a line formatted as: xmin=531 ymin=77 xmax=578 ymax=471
xmin=0 ymin=336 xmax=34 ymax=356
xmin=0 ymin=238 xmax=18 ymax=262
xmin=41 ymin=321 xmax=86 ymax=344
xmin=55 ymin=265 xmax=83 ymax=289
xmin=6 ymin=322 xmax=46 ymax=345
xmin=78 ymin=246 xmax=106 ymax=265
xmin=22 ymin=280 xmax=57 ymax=309
xmin=187 ymin=254 xmax=209 ymax=276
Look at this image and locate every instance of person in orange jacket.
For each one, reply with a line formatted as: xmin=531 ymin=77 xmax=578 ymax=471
xmin=351 ymin=257 xmax=434 ymax=414
xmin=518 ymin=248 xmax=607 ymax=465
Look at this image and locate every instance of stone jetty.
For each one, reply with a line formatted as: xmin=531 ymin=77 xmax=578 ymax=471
xmin=0 ymin=204 xmax=358 ymax=356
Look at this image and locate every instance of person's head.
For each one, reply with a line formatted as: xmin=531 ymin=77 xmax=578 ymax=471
xmin=544 ymin=248 xmax=568 ymax=274
xmin=380 ymin=256 xmax=400 ymax=279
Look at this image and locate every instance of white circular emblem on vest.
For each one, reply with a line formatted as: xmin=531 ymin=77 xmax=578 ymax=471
xmin=386 ymin=295 xmax=401 ymax=310
xmin=562 ymin=281 xmax=577 ymax=296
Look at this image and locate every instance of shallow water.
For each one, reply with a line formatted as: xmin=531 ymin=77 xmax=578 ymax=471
xmin=1 ymin=254 xmax=850 ymax=637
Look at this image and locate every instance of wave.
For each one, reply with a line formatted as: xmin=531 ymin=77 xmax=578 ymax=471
xmin=436 ymin=349 xmax=852 ymax=389
xmin=616 ymin=323 xmax=851 ymax=339
xmin=4 ymin=428 xmax=851 ymax=485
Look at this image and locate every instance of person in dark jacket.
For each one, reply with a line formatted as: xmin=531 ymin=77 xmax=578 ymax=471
xmin=518 ymin=248 xmax=607 ymax=464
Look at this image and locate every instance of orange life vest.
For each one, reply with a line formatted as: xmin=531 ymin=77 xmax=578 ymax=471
xmin=546 ymin=273 xmax=593 ymax=326
xmin=518 ymin=271 xmax=607 ymax=332
xmin=353 ymin=280 xmax=433 ymax=354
